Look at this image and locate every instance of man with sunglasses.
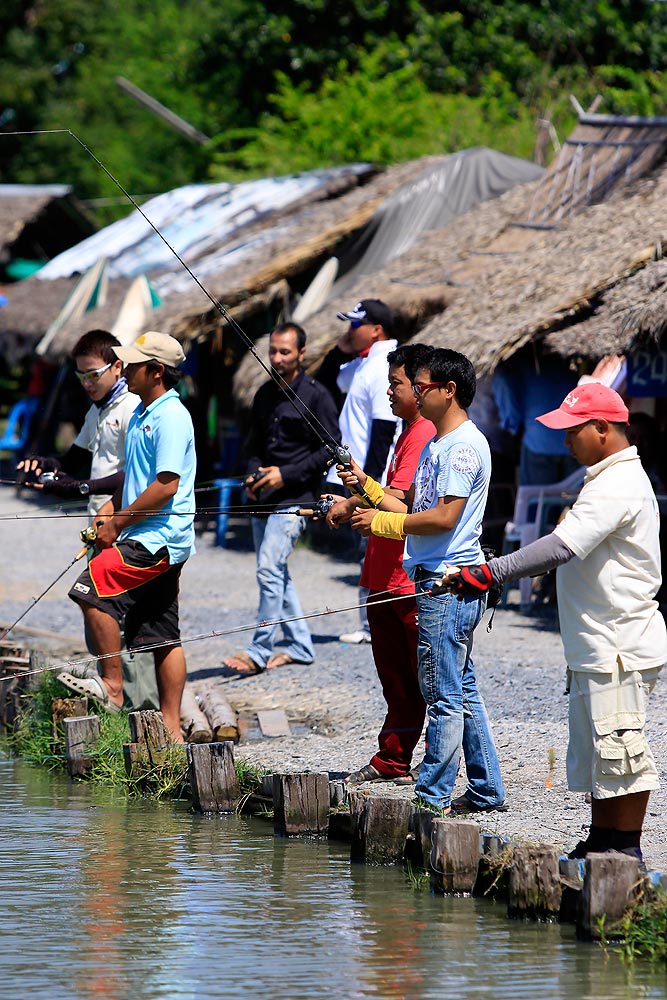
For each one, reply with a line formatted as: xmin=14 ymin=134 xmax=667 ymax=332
xmin=319 ymin=299 xmax=399 ymax=643
xmin=347 ymin=348 xmax=506 ymax=814
xmin=59 ymin=331 xmax=196 ymax=741
xmin=18 ymin=329 xmax=139 ymax=517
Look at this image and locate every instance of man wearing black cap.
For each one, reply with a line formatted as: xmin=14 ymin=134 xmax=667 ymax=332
xmin=318 ymin=299 xmax=399 ymax=643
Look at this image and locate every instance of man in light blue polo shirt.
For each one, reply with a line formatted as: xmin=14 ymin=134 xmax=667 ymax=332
xmin=59 ymin=332 xmax=196 ymax=741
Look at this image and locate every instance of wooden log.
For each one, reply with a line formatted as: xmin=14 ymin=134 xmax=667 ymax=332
xmin=123 ymin=742 xmax=145 ymax=779
xmin=349 ymin=793 xmax=412 ymax=865
xmin=128 ymin=709 xmax=170 ymax=764
xmin=180 ymin=684 xmax=213 ymax=743
xmin=508 ymin=845 xmax=562 ymax=920
xmin=411 ymin=808 xmax=438 ymax=869
xmin=187 ymin=741 xmax=240 ymax=813
xmin=273 ymin=772 xmax=329 ymax=837
xmin=64 ymin=715 xmax=100 ymax=778
xmin=474 ymin=834 xmax=512 ymax=898
xmin=51 ymin=696 xmax=88 ymax=745
xmin=429 ymin=819 xmax=481 ymax=894
xmin=197 ymin=683 xmax=239 ymax=742
xmin=577 ymin=852 xmax=641 ymax=941
xmin=558 ymin=857 xmax=584 ymax=924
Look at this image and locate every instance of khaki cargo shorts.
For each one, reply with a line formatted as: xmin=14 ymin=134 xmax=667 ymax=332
xmin=567 ymin=662 xmax=662 ymax=799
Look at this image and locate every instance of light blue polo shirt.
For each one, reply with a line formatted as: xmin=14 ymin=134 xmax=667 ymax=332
xmin=403 ymin=419 xmax=490 ymax=576
xmin=120 ymin=389 xmax=196 ymax=565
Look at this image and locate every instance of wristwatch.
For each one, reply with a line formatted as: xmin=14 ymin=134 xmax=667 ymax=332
xmin=78 ymin=482 xmax=90 ymax=496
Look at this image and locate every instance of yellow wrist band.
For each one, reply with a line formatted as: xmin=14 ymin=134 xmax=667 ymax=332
xmin=371 ymin=511 xmax=407 ymax=540
xmin=360 ymin=475 xmax=385 ymax=508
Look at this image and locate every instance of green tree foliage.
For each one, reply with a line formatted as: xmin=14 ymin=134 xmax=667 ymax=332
xmin=1 ymin=1 xmax=667 ymax=219
xmin=209 ymin=49 xmax=537 ymax=178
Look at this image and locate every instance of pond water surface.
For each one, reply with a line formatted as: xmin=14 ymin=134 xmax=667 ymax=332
xmin=0 ymin=754 xmax=664 ymax=1000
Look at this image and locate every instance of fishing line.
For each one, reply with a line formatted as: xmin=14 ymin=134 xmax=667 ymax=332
xmin=2 ymin=128 xmax=342 ymax=460
xmin=3 ymin=588 xmax=418 ymax=682
xmin=0 ymin=498 xmax=338 ymax=520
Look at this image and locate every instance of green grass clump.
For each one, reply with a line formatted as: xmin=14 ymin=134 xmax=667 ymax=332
xmin=9 ymin=671 xmax=72 ymax=769
xmin=10 ymin=671 xmax=188 ymax=801
xmin=614 ymin=886 xmax=667 ymax=963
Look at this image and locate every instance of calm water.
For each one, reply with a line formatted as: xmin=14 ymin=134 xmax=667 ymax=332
xmin=0 ymin=754 xmax=664 ymax=1000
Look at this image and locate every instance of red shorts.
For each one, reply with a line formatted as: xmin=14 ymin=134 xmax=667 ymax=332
xmin=68 ymin=540 xmax=183 ymax=650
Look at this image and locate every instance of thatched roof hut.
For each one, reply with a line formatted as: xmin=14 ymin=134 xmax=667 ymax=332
xmin=253 ymin=113 xmax=667 ymax=403
xmin=0 ymin=184 xmax=95 ymax=272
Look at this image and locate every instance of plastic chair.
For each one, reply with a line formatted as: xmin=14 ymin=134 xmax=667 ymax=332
xmin=501 ymin=466 xmax=585 ymax=606
xmin=0 ymin=397 xmax=41 ymax=474
xmin=212 ymin=477 xmax=246 ymax=547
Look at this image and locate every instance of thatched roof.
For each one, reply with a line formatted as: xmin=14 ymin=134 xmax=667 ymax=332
xmin=522 ymin=113 xmax=667 ymax=227
xmin=0 ymin=184 xmax=95 ymax=263
xmin=411 ymin=165 xmax=667 ymax=371
xmin=233 ymin=174 xmax=539 ymax=406
xmin=1 ymin=160 xmax=430 ymax=357
xmin=545 ymin=258 xmax=667 ymax=358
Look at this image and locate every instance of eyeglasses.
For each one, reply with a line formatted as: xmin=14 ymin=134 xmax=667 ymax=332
xmin=412 ymin=381 xmax=446 ymax=396
xmin=75 ymin=362 xmax=112 ymax=383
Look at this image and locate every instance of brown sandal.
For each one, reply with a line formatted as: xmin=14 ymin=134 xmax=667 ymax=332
xmin=220 ymin=652 xmax=263 ymax=678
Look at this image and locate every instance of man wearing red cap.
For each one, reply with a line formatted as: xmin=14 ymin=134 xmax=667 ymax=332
xmin=443 ymin=382 xmax=667 ymax=866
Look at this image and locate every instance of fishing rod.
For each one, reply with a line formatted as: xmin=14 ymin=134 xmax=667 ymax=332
xmin=4 ymin=587 xmax=418 ymax=683
xmin=0 ymin=531 xmax=94 ymax=642
xmin=0 ymin=496 xmax=339 ymax=521
xmin=0 ymin=495 xmax=339 ymax=641
xmin=3 ymin=128 xmax=381 ymax=510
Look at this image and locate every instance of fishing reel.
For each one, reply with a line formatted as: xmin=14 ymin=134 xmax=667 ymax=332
xmin=311 ymin=495 xmax=337 ymax=518
xmin=327 ymin=445 xmax=352 ymax=471
xmin=79 ymin=522 xmax=101 ymax=547
xmin=244 ymin=470 xmax=267 ymax=489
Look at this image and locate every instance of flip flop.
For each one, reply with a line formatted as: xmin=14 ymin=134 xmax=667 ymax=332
xmin=220 ymin=653 xmax=263 ymax=679
xmin=266 ymin=653 xmax=311 ymax=669
xmin=57 ymin=671 xmax=122 ymax=714
xmin=345 ymin=763 xmax=393 ymax=786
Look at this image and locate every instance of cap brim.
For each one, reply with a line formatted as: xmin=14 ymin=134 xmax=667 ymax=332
xmin=336 ymin=311 xmax=358 ymax=322
xmin=535 ymin=409 xmax=591 ymax=429
xmin=113 ymin=345 xmax=148 ymax=364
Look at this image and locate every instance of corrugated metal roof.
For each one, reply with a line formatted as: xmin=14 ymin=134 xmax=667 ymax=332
xmin=38 ymin=165 xmax=370 ymax=283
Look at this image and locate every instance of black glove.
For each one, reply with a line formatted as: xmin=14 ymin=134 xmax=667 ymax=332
xmin=448 ymin=563 xmax=493 ymax=595
xmin=16 ymin=454 xmax=61 ymax=485
xmin=40 ymin=473 xmax=83 ymax=498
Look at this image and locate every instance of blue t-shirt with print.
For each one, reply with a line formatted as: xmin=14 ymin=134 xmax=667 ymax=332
xmin=403 ymin=419 xmax=490 ymax=576
xmin=120 ymin=389 xmax=196 ymax=565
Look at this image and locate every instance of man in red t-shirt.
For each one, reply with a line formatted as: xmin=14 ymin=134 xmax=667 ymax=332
xmin=327 ymin=343 xmax=435 ymax=783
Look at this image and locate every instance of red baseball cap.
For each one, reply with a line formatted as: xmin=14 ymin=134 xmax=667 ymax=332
xmin=536 ymin=382 xmax=629 ymax=429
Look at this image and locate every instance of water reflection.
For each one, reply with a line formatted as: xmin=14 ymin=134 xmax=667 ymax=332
xmin=0 ymin=753 xmax=664 ymax=1000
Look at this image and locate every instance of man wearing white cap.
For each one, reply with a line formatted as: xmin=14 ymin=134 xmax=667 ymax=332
xmin=442 ymin=382 xmax=667 ymax=866
xmin=319 ymin=299 xmax=399 ymax=643
xmin=58 ymin=332 xmax=196 ymax=741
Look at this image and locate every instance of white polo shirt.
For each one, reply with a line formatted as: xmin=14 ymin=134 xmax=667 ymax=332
xmin=326 ymin=338 xmax=399 ymax=484
xmin=554 ymin=446 xmax=667 ymax=673
xmin=74 ymin=385 xmax=140 ymax=516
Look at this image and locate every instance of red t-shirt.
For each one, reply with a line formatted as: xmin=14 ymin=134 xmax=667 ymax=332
xmin=360 ymin=416 xmax=435 ymax=593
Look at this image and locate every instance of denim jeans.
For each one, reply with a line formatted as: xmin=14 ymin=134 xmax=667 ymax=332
xmin=246 ymin=513 xmax=314 ymax=669
xmin=413 ymin=573 xmax=505 ymax=810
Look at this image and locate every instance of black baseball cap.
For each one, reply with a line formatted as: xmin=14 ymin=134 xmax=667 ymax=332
xmin=336 ymin=298 xmax=394 ymax=332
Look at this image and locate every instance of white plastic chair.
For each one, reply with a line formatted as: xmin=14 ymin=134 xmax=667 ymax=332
xmin=502 ymin=466 xmax=585 ymax=606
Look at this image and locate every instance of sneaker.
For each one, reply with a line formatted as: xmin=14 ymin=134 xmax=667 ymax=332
xmin=339 ymin=629 xmax=372 ymax=644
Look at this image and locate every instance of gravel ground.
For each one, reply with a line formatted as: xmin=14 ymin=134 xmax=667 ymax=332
xmin=1 ymin=485 xmax=666 ymax=870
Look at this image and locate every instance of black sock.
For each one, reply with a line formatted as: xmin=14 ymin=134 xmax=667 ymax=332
xmin=607 ymin=828 xmax=641 ymax=851
xmin=584 ymin=825 xmax=607 ymax=850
